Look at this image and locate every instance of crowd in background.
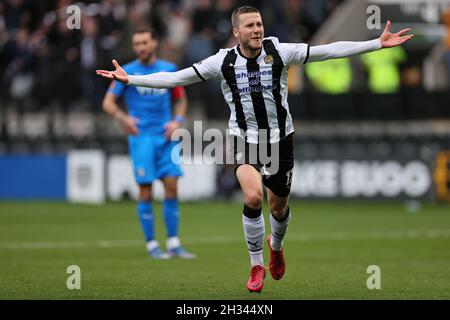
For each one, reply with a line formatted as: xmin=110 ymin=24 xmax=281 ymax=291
xmin=0 ymin=0 xmax=343 ymax=112
xmin=1 ymin=0 xmax=449 ymax=200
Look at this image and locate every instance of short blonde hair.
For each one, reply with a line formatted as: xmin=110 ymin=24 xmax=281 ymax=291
xmin=231 ymin=6 xmax=260 ymax=28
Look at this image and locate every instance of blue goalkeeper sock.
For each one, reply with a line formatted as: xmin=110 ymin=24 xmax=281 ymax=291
xmin=137 ymin=201 xmax=155 ymax=242
xmin=163 ymin=198 xmax=179 ymax=238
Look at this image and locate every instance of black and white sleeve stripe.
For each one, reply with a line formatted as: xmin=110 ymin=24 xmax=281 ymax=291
xmin=192 ymin=65 xmax=205 ymax=81
xmin=303 ymin=44 xmax=310 ymax=64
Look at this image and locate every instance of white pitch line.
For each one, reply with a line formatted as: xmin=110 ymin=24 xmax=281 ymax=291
xmin=1 ymin=229 xmax=450 ymax=250
xmin=0 ymin=239 xmax=142 ymax=250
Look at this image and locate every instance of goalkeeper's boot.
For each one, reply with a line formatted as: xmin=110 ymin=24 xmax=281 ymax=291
xmin=247 ymin=265 xmax=266 ymax=293
xmin=267 ymin=235 xmax=285 ymax=280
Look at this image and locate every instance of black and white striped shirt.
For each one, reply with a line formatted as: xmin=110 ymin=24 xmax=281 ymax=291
xmin=192 ymin=37 xmax=309 ymax=144
xmin=128 ymin=37 xmax=382 ymax=144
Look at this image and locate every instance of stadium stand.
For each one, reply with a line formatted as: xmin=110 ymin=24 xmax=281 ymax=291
xmin=1 ymin=0 xmax=450 ymax=200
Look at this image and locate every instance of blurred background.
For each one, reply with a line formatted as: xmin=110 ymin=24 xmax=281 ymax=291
xmin=1 ymin=0 xmax=450 ymax=203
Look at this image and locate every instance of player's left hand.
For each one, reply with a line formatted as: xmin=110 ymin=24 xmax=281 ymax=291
xmin=164 ymin=120 xmax=180 ymax=140
xmin=380 ymin=20 xmax=414 ymax=48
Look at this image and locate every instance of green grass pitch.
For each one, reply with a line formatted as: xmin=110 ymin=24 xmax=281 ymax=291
xmin=0 ymin=200 xmax=449 ymax=299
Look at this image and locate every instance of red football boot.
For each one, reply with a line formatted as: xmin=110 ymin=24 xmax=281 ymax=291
xmin=267 ymin=235 xmax=285 ymax=280
xmin=246 ymin=265 xmax=266 ymax=293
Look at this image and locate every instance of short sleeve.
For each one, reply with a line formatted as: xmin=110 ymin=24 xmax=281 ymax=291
xmin=169 ymin=63 xmax=178 ymax=72
xmin=108 ymin=80 xmax=126 ymax=97
xmin=278 ymin=42 xmax=310 ymax=66
xmin=192 ymin=51 xmax=224 ymax=81
xmin=171 ymin=86 xmax=185 ymax=100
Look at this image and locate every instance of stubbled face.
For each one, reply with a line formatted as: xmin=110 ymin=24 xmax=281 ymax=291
xmin=132 ymin=32 xmax=157 ymax=62
xmin=233 ymin=12 xmax=264 ymax=52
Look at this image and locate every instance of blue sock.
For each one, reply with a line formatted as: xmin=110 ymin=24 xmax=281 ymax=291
xmin=137 ymin=201 xmax=154 ymax=242
xmin=163 ymin=198 xmax=179 ymax=238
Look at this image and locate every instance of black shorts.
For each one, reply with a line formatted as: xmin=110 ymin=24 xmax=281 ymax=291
xmin=230 ymin=133 xmax=294 ymax=198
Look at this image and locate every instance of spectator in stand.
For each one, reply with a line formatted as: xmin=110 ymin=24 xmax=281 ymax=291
xmin=80 ymin=15 xmax=110 ymax=111
xmin=0 ymin=0 xmax=343 ymax=111
xmin=442 ymin=8 xmax=450 ymax=86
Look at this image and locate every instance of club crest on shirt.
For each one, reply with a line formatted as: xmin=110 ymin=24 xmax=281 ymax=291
xmin=137 ymin=167 xmax=146 ymax=177
xmin=264 ymin=54 xmax=274 ymax=64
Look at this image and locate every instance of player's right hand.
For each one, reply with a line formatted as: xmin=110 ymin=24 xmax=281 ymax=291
xmin=379 ymin=20 xmax=414 ymax=48
xmin=120 ymin=115 xmax=139 ymax=136
xmin=96 ymin=59 xmax=129 ymax=83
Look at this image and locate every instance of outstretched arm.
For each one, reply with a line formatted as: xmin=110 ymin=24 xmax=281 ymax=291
xmin=96 ymin=59 xmax=202 ymax=88
xmin=308 ymin=20 xmax=413 ymax=63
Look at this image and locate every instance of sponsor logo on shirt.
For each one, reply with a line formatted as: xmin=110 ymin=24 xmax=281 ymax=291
xmin=137 ymin=167 xmax=146 ymax=177
xmin=136 ymin=86 xmax=168 ymax=96
xmin=264 ymin=55 xmax=274 ymax=64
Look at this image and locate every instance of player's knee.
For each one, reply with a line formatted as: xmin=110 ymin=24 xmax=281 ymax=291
xmin=139 ymin=193 xmax=152 ymax=202
xmin=164 ymin=187 xmax=177 ymax=199
xmin=245 ymin=191 xmax=263 ymax=209
xmin=163 ymin=178 xmax=178 ymax=199
xmin=270 ymin=203 xmax=288 ymax=219
xmin=139 ymin=186 xmax=152 ymax=202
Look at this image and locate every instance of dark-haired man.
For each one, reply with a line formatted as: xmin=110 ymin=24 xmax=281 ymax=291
xmin=102 ymin=28 xmax=196 ymax=259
